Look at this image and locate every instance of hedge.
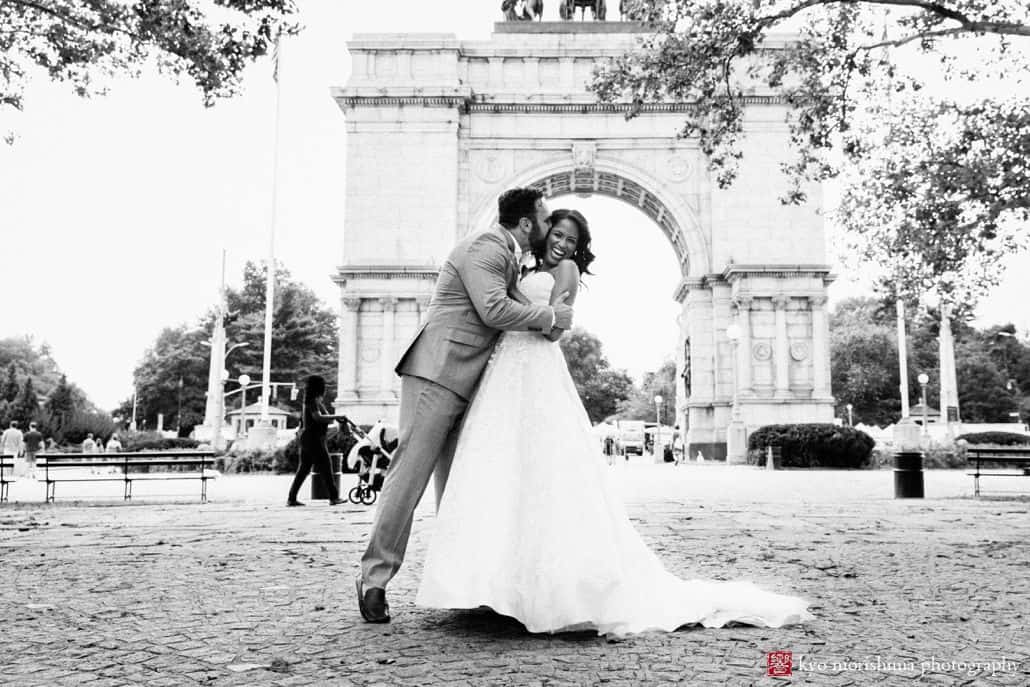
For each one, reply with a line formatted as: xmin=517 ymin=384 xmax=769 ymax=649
xmin=954 ymin=432 xmax=1030 ymax=446
xmin=747 ymin=423 xmax=875 ymax=469
xmin=123 ymin=437 xmax=200 ymax=452
xmin=217 ymin=425 xmax=367 ymax=475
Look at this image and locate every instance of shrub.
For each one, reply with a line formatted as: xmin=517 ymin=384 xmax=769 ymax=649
xmin=52 ymin=410 xmax=117 ymax=446
xmin=123 ymin=435 xmax=200 ymax=452
xmin=747 ymin=423 xmax=875 ymax=468
xmin=954 ymin=431 xmax=1030 ymax=446
xmin=215 ymin=425 xmax=367 ymax=475
xmin=216 ymin=448 xmax=280 ymax=474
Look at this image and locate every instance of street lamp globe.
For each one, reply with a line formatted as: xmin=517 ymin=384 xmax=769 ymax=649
xmin=654 ymin=394 xmax=663 ymax=406
xmin=238 ymin=374 xmax=251 ymax=387
xmin=917 ymin=373 xmax=929 ymax=385
xmin=726 ymin=324 xmax=741 ymax=341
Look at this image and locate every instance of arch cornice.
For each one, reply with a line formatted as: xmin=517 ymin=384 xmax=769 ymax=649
xmin=468 ymin=154 xmax=710 ymax=278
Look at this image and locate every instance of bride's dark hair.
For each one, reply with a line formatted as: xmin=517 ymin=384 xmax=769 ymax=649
xmin=532 ymin=208 xmax=596 ymax=277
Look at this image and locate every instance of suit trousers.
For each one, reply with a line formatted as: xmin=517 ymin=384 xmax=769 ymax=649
xmin=361 ymin=374 xmax=468 ymax=589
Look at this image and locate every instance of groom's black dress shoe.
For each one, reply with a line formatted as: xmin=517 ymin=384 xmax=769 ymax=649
xmin=356 ymin=578 xmax=390 ymax=623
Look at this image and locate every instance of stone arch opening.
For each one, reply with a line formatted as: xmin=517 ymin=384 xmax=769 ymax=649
xmin=530 ymin=169 xmax=690 ymax=274
xmin=468 ymin=156 xmax=710 ymax=281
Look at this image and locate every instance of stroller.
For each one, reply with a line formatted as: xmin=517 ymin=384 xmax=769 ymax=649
xmin=343 ymin=419 xmax=397 ymax=505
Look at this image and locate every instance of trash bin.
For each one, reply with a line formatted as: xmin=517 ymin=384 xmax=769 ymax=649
xmin=311 ymin=453 xmax=343 ymax=500
xmin=893 ymin=451 xmax=924 ymax=498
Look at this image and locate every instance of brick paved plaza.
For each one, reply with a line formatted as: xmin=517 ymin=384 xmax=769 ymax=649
xmin=2 ymin=462 xmax=1028 ymax=686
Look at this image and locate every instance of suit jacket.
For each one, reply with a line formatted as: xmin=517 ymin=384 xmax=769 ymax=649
xmin=396 ymin=224 xmax=553 ymax=399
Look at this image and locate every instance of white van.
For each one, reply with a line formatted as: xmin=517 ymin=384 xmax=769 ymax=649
xmin=617 ymin=420 xmax=646 ymax=456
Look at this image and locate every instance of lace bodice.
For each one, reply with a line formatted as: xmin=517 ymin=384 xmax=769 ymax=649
xmin=519 ymin=270 xmax=555 ymax=306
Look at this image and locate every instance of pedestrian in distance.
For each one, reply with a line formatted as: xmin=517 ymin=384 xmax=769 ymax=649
xmin=287 ymin=374 xmax=349 ymax=507
xmin=22 ymin=422 xmax=43 ymax=479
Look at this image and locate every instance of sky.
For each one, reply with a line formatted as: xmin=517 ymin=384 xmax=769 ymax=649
xmin=1 ymin=1 xmax=1027 ymax=410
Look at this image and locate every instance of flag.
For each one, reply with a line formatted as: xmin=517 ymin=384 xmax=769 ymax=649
xmin=271 ymin=32 xmax=281 ymax=83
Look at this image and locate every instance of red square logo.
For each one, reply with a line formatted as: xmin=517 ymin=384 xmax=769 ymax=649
xmin=767 ymin=651 xmax=793 ymax=677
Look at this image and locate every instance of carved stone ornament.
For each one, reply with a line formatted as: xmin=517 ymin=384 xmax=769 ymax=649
xmin=572 ymin=141 xmax=597 ymax=171
xmin=342 ymin=297 xmax=362 ymax=312
xmin=790 ymin=341 xmax=809 ymax=361
xmin=752 ymin=342 xmax=773 ymax=361
xmin=475 ymin=151 xmax=509 ymax=184
xmin=665 ymin=154 xmax=690 ymax=182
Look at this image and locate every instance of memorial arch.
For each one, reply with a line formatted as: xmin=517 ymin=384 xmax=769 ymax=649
xmin=331 ymin=22 xmax=834 ymax=461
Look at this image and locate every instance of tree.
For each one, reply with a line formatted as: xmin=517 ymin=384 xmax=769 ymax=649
xmin=559 ymin=328 xmax=635 ymax=423
xmin=597 ymin=1 xmax=1029 ymax=195
xmin=830 ymin=298 xmax=904 ymax=425
xmin=127 ymin=324 xmax=213 ymax=435
xmin=955 ymin=344 xmax=1017 ymax=422
xmin=595 ymin=1 xmax=1030 ymax=310
xmin=838 ymin=99 xmax=1030 ymax=312
xmin=617 ymin=361 xmax=677 ymax=424
xmin=13 ymin=376 xmax=39 ymax=425
xmin=224 ymin=261 xmax=338 ymax=400
xmin=1 ymin=362 xmax=17 ymax=403
xmin=45 ymin=374 xmax=76 ymax=429
xmin=128 ymin=261 xmax=338 ymax=433
xmin=1 ymin=0 xmax=299 ymax=142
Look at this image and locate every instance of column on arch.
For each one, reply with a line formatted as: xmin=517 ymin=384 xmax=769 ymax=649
xmin=379 ymin=297 xmax=397 ymax=400
xmin=773 ymin=295 xmax=791 ymax=397
xmin=733 ymin=296 xmax=753 ymax=396
xmin=337 ymin=296 xmax=362 ymax=401
xmin=810 ymin=294 xmax=830 ymax=398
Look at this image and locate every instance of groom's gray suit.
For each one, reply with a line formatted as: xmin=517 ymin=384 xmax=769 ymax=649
xmin=361 ymin=223 xmax=555 ymax=590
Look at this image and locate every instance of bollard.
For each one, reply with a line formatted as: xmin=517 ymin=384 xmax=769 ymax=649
xmin=893 ymin=451 xmax=924 ymax=498
xmin=311 ymin=452 xmax=344 ymax=500
xmin=766 ymin=445 xmax=781 ymax=470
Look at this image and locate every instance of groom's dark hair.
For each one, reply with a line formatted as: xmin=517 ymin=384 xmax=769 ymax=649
xmin=498 ymin=187 xmax=543 ymax=229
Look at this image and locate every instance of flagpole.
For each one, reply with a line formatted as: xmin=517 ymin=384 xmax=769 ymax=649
xmin=257 ymin=31 xmax=283 ymax=444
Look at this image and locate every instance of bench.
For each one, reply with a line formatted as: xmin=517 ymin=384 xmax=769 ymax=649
xmin=37 ymin=450 xmax=217 ymax=503
xmin=965 ymin=446 xmax=1030 ymax=496
xmin=1 ymin=453 xmax=16 ymax=502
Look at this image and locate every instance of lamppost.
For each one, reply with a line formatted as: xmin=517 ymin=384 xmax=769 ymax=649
xmin=176 ymin=376 xmax=184 ymax=435
xmin=654 ymin=394 xmax=663 ymax=463
xmin=237 ymin=374 xmax=251 ymax=441
xmin=726 ymin=323 xmax=747 ymax=464
xmin=917 ymin=373 xmax=930 ymax=437
xmin=130 ymin=388 xmax=138 ymax=432
xmin=846 ymin=403 xmax=854 ymax=427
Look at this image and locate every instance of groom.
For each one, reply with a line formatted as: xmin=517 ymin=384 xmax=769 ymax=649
xmin=357 ymin=187 xmax=574 ymax=623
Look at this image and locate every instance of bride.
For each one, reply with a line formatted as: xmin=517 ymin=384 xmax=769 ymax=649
xmin=416 ymin=208 xmax=814 ymax=636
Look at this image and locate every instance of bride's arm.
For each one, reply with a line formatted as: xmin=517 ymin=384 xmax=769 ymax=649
xmin=509 ymin=286 xmax=532 ymax=306
xmin=545 ymin=260 xmax=580 ymax=342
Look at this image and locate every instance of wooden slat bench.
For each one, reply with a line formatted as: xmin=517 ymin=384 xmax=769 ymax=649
xmin=965 ymin=446 xmax=1030 ymax=496
xmin=1 ymin=453 xmax=16 ymax=503
xmin=36 ymin=451 xmax=217 ymax=503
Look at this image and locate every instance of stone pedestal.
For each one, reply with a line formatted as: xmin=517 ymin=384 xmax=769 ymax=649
xmin=246 ymin=423 xmax=278 ymax=452
xmin=726 ymin=418 xmax=748 ymax=465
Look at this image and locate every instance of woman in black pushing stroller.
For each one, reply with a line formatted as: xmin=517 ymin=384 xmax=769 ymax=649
xmin=286 ymin=374 xmax=349 ymax=507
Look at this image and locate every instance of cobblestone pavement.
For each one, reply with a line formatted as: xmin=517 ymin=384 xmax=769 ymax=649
xmin=1 ymin=463 xmax=1028 ymax=686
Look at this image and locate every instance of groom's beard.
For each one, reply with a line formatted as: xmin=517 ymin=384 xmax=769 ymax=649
xmin=527 ymin=219 xmax=548 ymax=257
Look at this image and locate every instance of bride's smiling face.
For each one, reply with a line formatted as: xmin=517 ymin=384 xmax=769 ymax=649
xmin=542 ymin=219 xmax=579 ymax=268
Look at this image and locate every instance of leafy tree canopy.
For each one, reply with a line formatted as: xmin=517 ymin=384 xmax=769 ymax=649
xmin=1 ymin=0 xmax=299 ymax=141
xmin=122 ymin=261 xmax=338 ymax=433
xmin=597 ymin=1 xmax=1030 ymax=311
xmin=559 ymin=328 xmax=636 ymax=423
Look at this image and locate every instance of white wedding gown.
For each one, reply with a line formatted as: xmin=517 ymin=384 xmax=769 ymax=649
xmin=416 ymin=271 xmax=814 ymax=636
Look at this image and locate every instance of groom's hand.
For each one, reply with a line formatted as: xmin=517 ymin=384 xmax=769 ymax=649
xmin=551 ymin=292 xmax=574 ymax=330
